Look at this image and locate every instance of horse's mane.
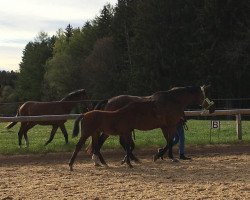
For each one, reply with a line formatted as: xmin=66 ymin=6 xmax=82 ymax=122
xmin=151 ymin=86 xmax=202 ymax=101
xmin=60 ymin=89 xmax=86 ymax=101
xmin=170 ymin=86 xmax=201 ymax=94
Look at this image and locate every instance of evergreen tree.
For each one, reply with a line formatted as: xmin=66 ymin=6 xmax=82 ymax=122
xmin=16 ymin=32 xmax=55 ymax=101
xmin=65 ymin=24 xmax=73 ymax=43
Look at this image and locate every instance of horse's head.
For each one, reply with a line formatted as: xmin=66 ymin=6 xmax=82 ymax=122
xmin=75 ymin=89 xmax=93 ymax=110
xmin=62 ymin=89 xmax=93 ymax=110
xmin=186 ymin=85 xmax=215 ymax=113
xmin=200 ymin=85 xmax=215 ymax=113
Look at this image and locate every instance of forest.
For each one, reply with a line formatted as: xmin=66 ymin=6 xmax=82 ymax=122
xmin=0 ymin=0 xmax=250 ymax=115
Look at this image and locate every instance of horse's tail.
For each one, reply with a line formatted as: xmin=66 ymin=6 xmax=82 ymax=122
xmin=94 ymin=99 xmax=108 ymax=110
xmin=5 ymin=121 xmax=18 ymax=129
xmin=72 ymin=114 xmax=85 ymax=138
xmin=5 ymin=110 xmax=20 ymax=129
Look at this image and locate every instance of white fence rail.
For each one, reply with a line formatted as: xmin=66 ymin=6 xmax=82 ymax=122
xmin=1 ymin=109 xmax=249 ymax=140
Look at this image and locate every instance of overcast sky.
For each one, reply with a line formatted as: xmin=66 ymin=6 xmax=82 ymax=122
xmin=0 ymin=0 xmax=117 ymax=72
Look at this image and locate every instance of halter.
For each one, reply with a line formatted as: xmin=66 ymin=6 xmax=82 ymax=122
xmin=200 ymin=86 xmax=214 ymax=110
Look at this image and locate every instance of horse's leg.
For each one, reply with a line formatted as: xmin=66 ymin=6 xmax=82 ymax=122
xmin=17 ymin=123 xmax=26 ymax=148
xmin=17 ymin=122 xmax=33 ymax=148
xmin=120 ymin=136 xmax=127 ymax=165
xmin=129 ymin=138 xmax=140 ymax=163
xmin=121 ymin=134 xmax=133 ymax=168
xmin=86 ymin=133 xmax=109 ymax=155
xmin=154 ymin=127 xmax=177 ymax=162
xmin=96 ymin=133 xmax=109 ymax=152
xmin=91 ymin=133 xmax=108 ymax=167
xmin=44 ymin=125 xmax=58 ymax=146
xmin=153 ymin=127 xmax=169 ymax=161
xmin=167 ymin=139 xmax=178 ymax=162
xmin=23 ymin=132 xmax=29 ymax=149
xmin=23 ymin=123 xmax=35 ymax=148
xmin=168 ymin=134 xmax=180 ymax=161
xmin=120 ymin=133 xmax=140 ymax=164
xmin=68 ymin=134 xmax=88 ymax=171
xmin=59 ymin=124 xmax=68 ymax=144
xmin=154 ymin=144 xmax=168 ymax=161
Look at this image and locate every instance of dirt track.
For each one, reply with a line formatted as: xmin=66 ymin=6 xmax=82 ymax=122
xmin=0 ymin=145 xmax=249 ymax=200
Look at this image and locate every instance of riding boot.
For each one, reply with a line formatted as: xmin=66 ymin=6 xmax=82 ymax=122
xmin=179 ymin=154 xmax=191 ymax=160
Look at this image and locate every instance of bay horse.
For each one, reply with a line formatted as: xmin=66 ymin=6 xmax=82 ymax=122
xmin=69 ymin=86 xmax=215 ymax=171
xmin=85 ymin=99 xmax=138 ymax=163
xmin=83 ymin=85 xmax=214 ymax=163
xmin=6 ymin=89 xmax=91 ymax=148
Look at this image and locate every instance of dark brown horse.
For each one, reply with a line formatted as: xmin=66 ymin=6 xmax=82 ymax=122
xmin=69 ymin=86 xmax=215 ymax=171
xmin=6 ymin=89 xmax=91 ymax=148
xmin=84 ymin=85 xmax=214 ymax=163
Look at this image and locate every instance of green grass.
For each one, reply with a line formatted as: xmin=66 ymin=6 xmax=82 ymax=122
xmin=0 ymin=120 xmax=249 ymax=155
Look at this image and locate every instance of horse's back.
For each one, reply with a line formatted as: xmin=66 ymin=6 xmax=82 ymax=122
xmin=19 ymin=101 xmax=73 ymax=116
xmin=83 ymin=110 xmax=117 ymax=134
xmin=18 ymin=101 xmax=73 ymax=125
xmin=105 ymin=95 xmax=149 ymax=111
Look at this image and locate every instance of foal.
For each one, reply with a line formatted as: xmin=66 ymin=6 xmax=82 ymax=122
xmin=69 ymin=100 xmax=182 ymax=171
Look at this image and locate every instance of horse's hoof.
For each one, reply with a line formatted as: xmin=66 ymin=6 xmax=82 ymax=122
xmin=94 ymin=163 xmax=101 ymax=167
xmin=153 ymin=154 xmax=159 ymax=162
xmin=133 ymin=158 xmax=141 ymax=164
xmin=121 ymin=160 xmax=126 ymax=165
xmin=128 ymin=164 xmax=133 ymax=168
xmin=69 ymin=165 xmax=73 ymax=171
xmin=171 ymin=158 xmax=178 ymax=162
xmin=103 ymin=164 xmax=109 ymax=168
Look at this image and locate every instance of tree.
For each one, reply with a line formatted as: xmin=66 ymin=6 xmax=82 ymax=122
xmin=94 ymin=4 xmax=114 ymax=38
xmin=82 ymin=37 xmax=122 ymax=99
xmin=65 ymin=24 xmax=73 ymax=43
xmin=0 ymin=70 xmax=18 ymax=87
xmin=44 ymin=23 xmax=98 ymax=99
xmin=16 ymin=32 xmax=55 ymax=101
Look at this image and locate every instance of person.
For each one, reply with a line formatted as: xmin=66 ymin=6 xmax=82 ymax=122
xmin=172 ymin=118 xmax=191 ymax=160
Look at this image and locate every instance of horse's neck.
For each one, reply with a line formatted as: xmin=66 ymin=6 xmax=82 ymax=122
xmin=60 ymin=96 xmax=78 ymax=102
xmin=174 ymin=92 xmax=196 ymax=109
xmin=60 ymin=98 xmax=78 ymax=110
xmin=154 ymin=90 xmax=195 ymax=110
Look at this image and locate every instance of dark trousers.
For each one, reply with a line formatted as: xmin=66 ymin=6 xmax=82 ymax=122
xmin=172 ymin=124 xmax=185 ymax=155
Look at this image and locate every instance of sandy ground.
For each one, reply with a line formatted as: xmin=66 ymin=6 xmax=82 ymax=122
xmin=0 ymin=145 xmax=249 ymax=200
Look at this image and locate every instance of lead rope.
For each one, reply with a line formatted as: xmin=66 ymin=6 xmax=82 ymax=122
xmin=182 ymin=113 xmax=188 ymax=131
xmin=183 ymin=121 xmax=189 ymax=131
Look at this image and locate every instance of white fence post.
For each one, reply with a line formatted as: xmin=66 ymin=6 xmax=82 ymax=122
xmin=236 ymin=114 xmax=242 ymax=140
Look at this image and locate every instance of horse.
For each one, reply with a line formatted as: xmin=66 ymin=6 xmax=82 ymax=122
xmin=84 ymin=99 xmax=138 ymax=164
xmin=69 ymin=86 xmax=215 ymax=171
xmin=6 ymin=89 xmax=91 ymax=148
xmin=83 ymin=85 xmax=214 ymax=163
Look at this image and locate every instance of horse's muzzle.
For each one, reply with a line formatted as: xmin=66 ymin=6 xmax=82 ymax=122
xmin=208 ymin=103 xmax=215 ymax=114
xmin=202 ymin=98 xmax=215 ymax=113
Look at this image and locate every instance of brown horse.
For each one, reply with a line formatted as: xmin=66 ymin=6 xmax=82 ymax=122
xmin=84 ymin=99 xmax=138 ymax=163
xmin=69 ymin=86 xmax=215 ymax=171
xmin=6 ymin=89 xmax=91 ymax=148
xmin=83 ymin=85 xmax=214 ymax=163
